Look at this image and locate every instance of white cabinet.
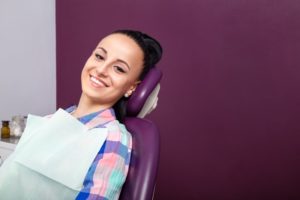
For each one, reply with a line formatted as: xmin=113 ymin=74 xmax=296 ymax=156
xmin=0 ymin=138 xmax=18 ymax=165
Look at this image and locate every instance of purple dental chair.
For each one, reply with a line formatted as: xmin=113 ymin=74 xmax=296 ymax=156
xmin=119 ymin=68 xmax=162 ymax=200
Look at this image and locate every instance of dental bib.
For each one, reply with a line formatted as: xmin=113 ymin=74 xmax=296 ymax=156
xmin=0 ymin=109 xmax=108 ymax=200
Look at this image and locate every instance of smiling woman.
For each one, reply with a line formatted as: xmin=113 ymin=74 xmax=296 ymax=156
xmin=76 ymin=33 xmax=144 ymax=118
xmin=0 ymin=29 xmax=163 ymax=200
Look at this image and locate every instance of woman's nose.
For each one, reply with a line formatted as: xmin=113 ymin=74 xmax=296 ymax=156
xmin=95 ymin=62 xmax=109 ymax=76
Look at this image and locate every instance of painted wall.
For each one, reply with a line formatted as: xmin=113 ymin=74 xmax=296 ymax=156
xmin=56 ymin=0 xmax=300 ymax=199
xmin=0 ymin=0 xmax=56 ymax=120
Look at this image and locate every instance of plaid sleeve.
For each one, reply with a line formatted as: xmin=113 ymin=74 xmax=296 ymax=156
xmin=75 ymin=123 xmax=132 ymax=200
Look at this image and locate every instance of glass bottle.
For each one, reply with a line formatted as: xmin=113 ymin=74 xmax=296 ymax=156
xmin=1 ymin=120 xmax=10 ymax=138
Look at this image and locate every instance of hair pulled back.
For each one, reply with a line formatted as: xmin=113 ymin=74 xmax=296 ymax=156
xmin=112 ymin=29 xmax=163 ymax=121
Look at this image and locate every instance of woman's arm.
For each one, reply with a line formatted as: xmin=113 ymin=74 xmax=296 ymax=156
xmin=76 ymin=129 xmax=132 ymax=200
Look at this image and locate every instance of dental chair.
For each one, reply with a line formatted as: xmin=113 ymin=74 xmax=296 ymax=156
xmin=119 ymin=68 xmax=162 ymax=200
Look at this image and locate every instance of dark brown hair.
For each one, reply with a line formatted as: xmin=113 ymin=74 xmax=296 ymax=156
xmin=112 ymin=30 xmax=163 ymax=121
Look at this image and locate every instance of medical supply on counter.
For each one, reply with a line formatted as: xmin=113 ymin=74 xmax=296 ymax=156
xmin=1 ymin=121 xmax=10 ymax=138
xmin=10 ymin=115 xmax=26 ymax=137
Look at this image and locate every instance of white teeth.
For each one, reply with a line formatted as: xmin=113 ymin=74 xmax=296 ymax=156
xmin=91 ymin=76 xmax=102 ymax=85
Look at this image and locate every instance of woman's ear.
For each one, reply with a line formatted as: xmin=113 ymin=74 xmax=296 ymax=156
xmin=124 ymin=80 xmax=141 ymax=98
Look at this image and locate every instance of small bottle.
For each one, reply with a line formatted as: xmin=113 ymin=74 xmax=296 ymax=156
xmin=1 ymin=120 xmax=10 ymax=138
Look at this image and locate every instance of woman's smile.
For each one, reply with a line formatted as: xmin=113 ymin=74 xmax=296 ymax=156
xmin=89 ymin=74 xmax=109 ymax=88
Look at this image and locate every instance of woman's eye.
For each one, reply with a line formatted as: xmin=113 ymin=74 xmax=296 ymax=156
xmin=95 ymin=53 xmax=104 ymax=60
xmin=114 ymin=66 xmax=126 ymax=73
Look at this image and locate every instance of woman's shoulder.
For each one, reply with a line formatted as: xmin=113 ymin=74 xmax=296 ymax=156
xmin=105 ymin=120 xmax=132 ymax=148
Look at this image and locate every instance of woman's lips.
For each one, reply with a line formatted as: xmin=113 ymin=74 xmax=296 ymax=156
xmin=89 ymin=75 xmax=108 ymax=87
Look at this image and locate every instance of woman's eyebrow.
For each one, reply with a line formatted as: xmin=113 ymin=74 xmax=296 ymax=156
xmin=117 ymin=59 xmax=131 ymax=70
xmin=97 ymin=47 xmax=107 ymax=54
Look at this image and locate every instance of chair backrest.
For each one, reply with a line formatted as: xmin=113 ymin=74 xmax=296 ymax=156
xmin=119 ymin=68 xmax=162 ymax=200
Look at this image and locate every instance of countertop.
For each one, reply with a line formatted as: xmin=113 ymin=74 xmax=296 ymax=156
xmin=0 ymin=136 xmax=20 ymax=148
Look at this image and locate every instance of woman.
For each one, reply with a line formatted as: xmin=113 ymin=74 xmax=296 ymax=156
xmin=0 ymin=30 xmax=163 ymax=200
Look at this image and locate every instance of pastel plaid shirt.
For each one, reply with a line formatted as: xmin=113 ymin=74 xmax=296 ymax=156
xmin=65 ymin=106 xmax=132 ymax=200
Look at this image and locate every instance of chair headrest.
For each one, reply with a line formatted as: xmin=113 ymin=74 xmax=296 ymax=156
xmin=126 ymin=68 xmax=163 ymax=118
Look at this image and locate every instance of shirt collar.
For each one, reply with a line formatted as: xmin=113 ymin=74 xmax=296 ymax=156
xmin=65 ymin=105 xmax=116 ymax=129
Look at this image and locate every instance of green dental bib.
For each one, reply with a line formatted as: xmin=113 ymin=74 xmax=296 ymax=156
xmin=0 ymin=109 xmax=108 ymax=200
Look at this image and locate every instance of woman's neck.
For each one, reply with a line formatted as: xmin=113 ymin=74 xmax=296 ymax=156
xmin=72 ymin=93 xmax=111 ymax=118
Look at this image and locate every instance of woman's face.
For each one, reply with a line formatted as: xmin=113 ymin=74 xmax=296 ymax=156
xmin=81 ymin=33 xmax=144 ymax=107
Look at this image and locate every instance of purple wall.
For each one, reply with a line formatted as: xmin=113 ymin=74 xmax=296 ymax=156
xmin=56 ymin=0 xmax=300 ymax=199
